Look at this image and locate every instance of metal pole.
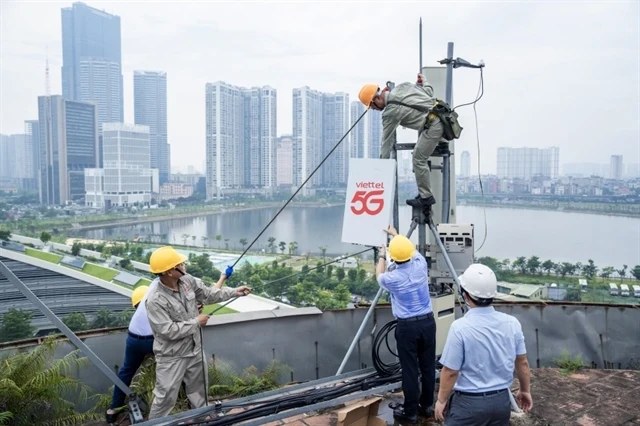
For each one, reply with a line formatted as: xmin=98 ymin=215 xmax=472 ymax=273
xmin=425 ymin=224 xmax=521 ymax=413
xmin=335 ymin=287 xmax=383 ymax=375
xmin=419 ymin=18 xmax=423 ymax=72
xmin=387 ymin=81 xmax=399 ymax=232
xmin=442 ymin=42 xmax=454 ymax=223
xmin=0 ymin=261 xmax=135 ymax=397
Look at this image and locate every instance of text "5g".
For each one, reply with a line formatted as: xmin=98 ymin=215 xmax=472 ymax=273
xmin=350 ymin=190 xmax=384 ymax=216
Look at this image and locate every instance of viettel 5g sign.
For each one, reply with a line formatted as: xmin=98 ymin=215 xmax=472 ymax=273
xmin=341 ymin=158 xmax=397 ymax=247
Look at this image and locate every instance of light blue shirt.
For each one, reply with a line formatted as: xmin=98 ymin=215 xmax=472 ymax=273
xmin=377 ymin=252 xmax=432 ymax=319
xmin=440 ymin=306 xmax=527 ymax=393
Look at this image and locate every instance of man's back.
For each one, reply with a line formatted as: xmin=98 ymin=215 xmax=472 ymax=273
xmin=441 ymin=307 xmax=526 ymax=392
xmin=377 ymin=252 xmax=432 ymax=318
xmin=383 ymin=82 xmax=436 ymax=132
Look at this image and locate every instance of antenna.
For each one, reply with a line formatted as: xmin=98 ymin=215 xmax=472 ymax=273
xmin=45 ymin=45 xmax=50 ymax=96
xmin=419 ymin=18 xmax=423 ymax=72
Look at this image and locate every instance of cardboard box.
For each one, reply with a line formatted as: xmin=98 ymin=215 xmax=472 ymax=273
xmin=336 ymin=397 xmax=386 ymax=426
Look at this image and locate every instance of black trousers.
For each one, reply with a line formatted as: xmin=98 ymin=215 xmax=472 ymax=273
xmin=395 ymin=315 xmax=437 ymax=416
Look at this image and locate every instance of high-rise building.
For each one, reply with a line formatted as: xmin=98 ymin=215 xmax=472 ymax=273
xmin=205 ymin=81 xmax=277 ymax=199
xmin=0 ymin=134 xmax=32 ymax=183
xmin=134 ymin=71 xmax=170 ymax=184
xmin=38 ymin=95 xmax=99 ymax=204
xmin=460 ymin=151 xmax=471 ymax=178
xmin=276 ymin=136 xmax=293 ymax=187
xmin=85 ymin=123 xmax=153 ymax=208
xmin=323 ymin=93 xmax=350 ymax=185
xmin=292 ymin=87 xmax=351 ymax=189
xmin=25 ymin=120 xmax=40 ymax=182
xmin=349 ymin=102 xmax=382 ymax=160
xmin=61 ymin=2 xmax=123 ymax=128
xmin=292 ymin=87 xmax=324 ymax=189
xmin=609 ymin=155 xmax=624 ymax=180
xmin=497 ymin=147 xmax=559 ymax=179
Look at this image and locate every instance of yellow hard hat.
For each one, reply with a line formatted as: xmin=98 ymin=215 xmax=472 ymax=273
xmin=149 ymin=246 xmax=188 ymax=274
xmin=131 ymin=286 xmax=149 ymax=307
xmin=358 ymin=84 xmax=379 ymax=107
xmin=388 ymin=235 xmax=415 ymax=262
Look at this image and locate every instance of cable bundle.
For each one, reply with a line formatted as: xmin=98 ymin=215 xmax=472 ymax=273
xmin=372 ymin=320 xmax=401 ymax=376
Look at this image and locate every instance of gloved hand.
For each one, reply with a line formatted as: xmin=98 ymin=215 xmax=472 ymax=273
xmin=224 ymin=265 xmax=233 ymax=277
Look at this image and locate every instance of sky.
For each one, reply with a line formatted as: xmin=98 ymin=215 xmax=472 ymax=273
xmin=1 ymin=0 xmax=639 ymax=175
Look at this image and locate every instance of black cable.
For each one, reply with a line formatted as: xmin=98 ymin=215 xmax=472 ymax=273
xmin=229 ymin=109 xmax=369 ymax=269
xmin=167 ymin=323 xmax=403 ymax=426
xmin=372 ymin=320 xmax=401 ymax=376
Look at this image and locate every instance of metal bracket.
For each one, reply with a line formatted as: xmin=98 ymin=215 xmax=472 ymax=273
xmin=0 ymin=260 xmax=144 ymax=423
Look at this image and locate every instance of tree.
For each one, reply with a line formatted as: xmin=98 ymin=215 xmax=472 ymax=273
xmin=71 ymin=241 xmax=82 ymax=256
xmin=617 ymin=265 xmax=628 ymax=281
xmin=119 ymin=258 xmax=134 ymax=271
xmin=267 ymin=237 xmax=276 ymax=253
xmin=357 ymin=268 xmax=367 ymax=282
xmin=501 ymin=259 xmax=511 ymax=271
xmin=319 ymin=246 xmax=327 ymax=262
xmin=600 ymin=266 xmax=615 ymax=279
xmin=477 ymin=256 xmax=501 ymax=272
xmin=527 ymin=256 xmax=541 ymax=275
xmin=336 ymin=267 xmax=346 ymax=282
xmin=559 ymin=262 xmax=575 ymax=278
xmin=333 ymin=283 xmax=352 ymax=307
xmin=0 ymin=308 xmax=35 ymax=342
xmin=326 ymin=265 xmax=334 ymax=278
xmin=249 ymin=274 xmax=264 ymax=294
xmin=0 ymin=229 xmax=11 ymax=241
xmin=182 ymin=234 xmax=190 ymax=245
xmin=192 ymin=235 xmax=197 ymax=246
xmin=541 ymin=260 xmax=555 ymax=276
xmin=239 ymin=238 xmax=248 ymax=251
xmin=91 ymin=308 xmax=116 ymax=329
xmin=224 ymin=239 xmax=230 ymax=250
xmin=39 ymin=231 xmax=51 ymax=246
xmin=0 ymin=336 xmax=100 ymax=425
xmin=288 ymin=241 xmax=298 ymax=255
xmin=216 ymin=234 xmax=223 ymax=248
xmin=347 ymin=268 xmax=358 ymax=283
xmin=513 ymin=257 xmax=527 ymax=274
xmin=201 ymin=236 xmax=209 ymax=248
xmin=279 ymin=241 xmax=286 ymax=254
xmin=63 ymin=312 xmax=88 ymax=332
xmin=631 ymin=265 xmax=640 ymax=281
xmin=582 ymin=259 xmax=598 ymax=279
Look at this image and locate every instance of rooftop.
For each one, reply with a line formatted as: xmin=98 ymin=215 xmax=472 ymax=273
xmin=88 ymin=368 xmax=640 ymax=426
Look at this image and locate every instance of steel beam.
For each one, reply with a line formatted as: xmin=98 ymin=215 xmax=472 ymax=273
xmin=0 ymin=260 xmax=145 ymax=422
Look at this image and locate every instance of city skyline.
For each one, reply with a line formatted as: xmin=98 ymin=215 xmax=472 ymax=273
xmin=1 ymin=1 xmax=637 ymax=176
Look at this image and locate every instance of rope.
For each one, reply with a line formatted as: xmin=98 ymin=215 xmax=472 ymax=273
xmin=229 ymin=108 xmax=370 ymax=269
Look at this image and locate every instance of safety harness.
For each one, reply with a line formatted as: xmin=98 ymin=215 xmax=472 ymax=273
xmin=387 ymin=99 xmax=463 ymax=141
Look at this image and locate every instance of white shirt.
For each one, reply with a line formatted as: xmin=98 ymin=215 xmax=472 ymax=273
xmin=128 ymin=279 xmax=157 ymax=336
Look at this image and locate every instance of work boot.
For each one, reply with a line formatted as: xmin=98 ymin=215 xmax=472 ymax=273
xmin=406 ymin=195 xmax=436 ymax=208
xmin=393 ymin=407 xmax=418 ymax=424
xmin=105 ymin=410 xmax=117 ymax=424
xmin=418 ymin=404 xmax=435 ymax=418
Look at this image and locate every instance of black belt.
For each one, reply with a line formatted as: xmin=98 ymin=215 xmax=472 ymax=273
xmin=397 ymin=312 xmax=433 ymax=322
xmin=455 ymin=388 xmax=508 ymax=397
xmin=128 ymin=331 xmax=154 ymax=341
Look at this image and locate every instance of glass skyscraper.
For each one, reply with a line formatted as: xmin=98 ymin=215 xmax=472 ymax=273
xmin=61 ymin=2 xmax=123 ymax=127
xmin=38 ymin=95 xmax=99 ymax=204
xmin=134 ymin=71 xmax=170 ymax=184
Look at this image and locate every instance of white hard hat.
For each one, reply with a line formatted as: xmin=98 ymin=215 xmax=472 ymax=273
xmin=459 ymin=264 xmax=497 ymax=299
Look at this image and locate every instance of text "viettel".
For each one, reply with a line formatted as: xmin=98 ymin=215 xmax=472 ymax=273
xmin=355 ymin=182 xmax=384 ymax=189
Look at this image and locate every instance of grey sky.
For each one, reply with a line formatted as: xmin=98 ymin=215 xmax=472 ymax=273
xmin=1 ymin=0 xmax=638 ymax=174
